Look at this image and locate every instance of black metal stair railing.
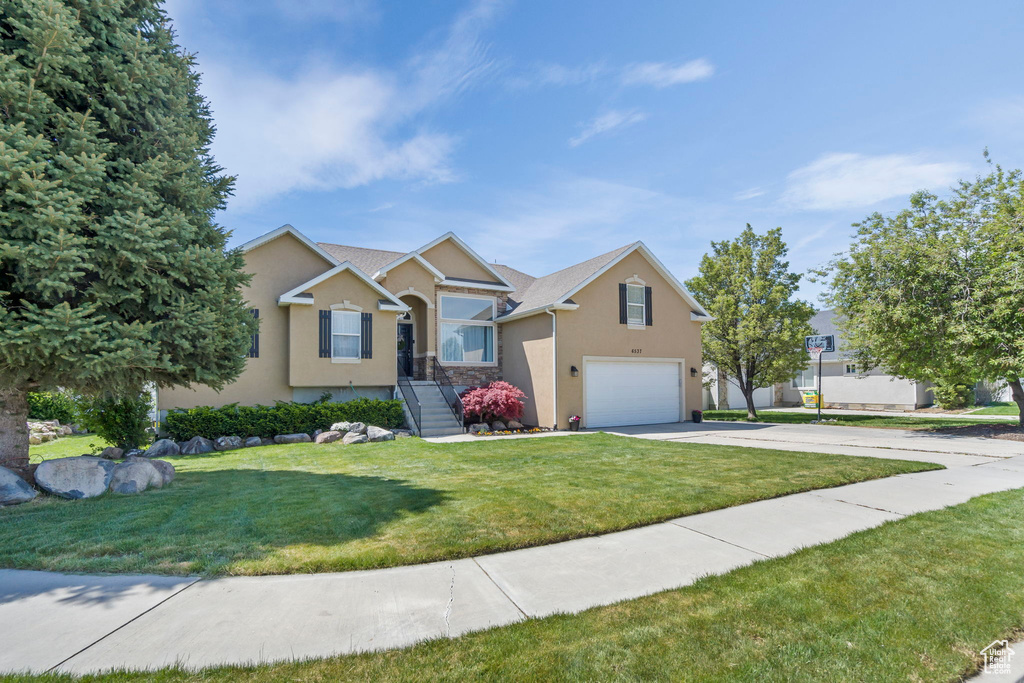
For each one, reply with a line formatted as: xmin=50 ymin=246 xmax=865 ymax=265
xmin=431 ymin=357 xmax=464 ymax=429
xmin=396 ymin=360 xmax=421 ymax=433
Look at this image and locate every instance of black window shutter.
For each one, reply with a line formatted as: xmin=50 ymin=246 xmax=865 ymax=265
xmin=361 ymin=312 xmax=373 ymax=359
xmin=618 ymin=283 xmax=627 ymax=324
xmin=319 ymin=310 xmax=331 ymax=358
xmin=644 ymin=286 xmax=653 ymax=326
xmin=248 ymin=308 xmax=260 ymax=358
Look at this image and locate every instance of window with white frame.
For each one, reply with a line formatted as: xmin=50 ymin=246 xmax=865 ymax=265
xmin=791 ymin=366 xmax=816 ymax=389
xmin=845 ymin=363 xmax=858 ymax=376
xmin=439 ymin=295 xmax=495 ymax=363
xmin=626 ymin=283 xmax=645 ymax=325
xmin=331 ymin=310 xmax=361 ymax=360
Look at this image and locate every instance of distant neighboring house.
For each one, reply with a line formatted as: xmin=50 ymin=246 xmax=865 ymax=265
xmin=776 ymin=309 xmax=932 ymax=411
xmin=157 ymin=224 xmax=712 ymax=434
xmin=702 ymin=365 xmax=775 ymax=411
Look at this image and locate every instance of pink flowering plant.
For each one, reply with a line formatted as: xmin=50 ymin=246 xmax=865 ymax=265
xmin=460 ymin=381 xmax=527 ymax=423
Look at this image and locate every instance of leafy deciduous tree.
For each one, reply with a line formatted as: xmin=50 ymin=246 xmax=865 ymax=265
xmin=686 ymin=225 xmax=815 ymax=419
xmin=0 ymin=0 xmax=253 ymax=470
xmin=820 ymin=156 xmax=1024 ymax=425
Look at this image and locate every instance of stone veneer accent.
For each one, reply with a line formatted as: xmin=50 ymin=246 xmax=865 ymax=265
xmin=433 ymin=285 xmax=507 ymax=387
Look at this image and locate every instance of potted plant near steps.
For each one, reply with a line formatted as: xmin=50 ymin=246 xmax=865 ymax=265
xmin=568 ymin=415 xmax=581 ymax=431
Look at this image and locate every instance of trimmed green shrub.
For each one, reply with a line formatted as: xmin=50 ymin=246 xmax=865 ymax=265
xmin=27 ymin=391 xmax=76 ymax=423
xmin=163 ymin=398 xmax=405 ymax=440
xmin=931 ymin=382 xmax=974 ymax=410
xmin=76 ymin=391 xmax=153 ymax=450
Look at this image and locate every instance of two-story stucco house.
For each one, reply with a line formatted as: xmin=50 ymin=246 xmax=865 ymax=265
xmin=157 ymin=225 xmax=712 ymax=435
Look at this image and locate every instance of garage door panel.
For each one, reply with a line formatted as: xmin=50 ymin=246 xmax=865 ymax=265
xmin=585 ymin=361 xmax=681 ymax=428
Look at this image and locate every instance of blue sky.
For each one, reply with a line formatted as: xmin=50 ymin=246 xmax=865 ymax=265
xmin=165 ymin=0 xmax=1024 ymax=301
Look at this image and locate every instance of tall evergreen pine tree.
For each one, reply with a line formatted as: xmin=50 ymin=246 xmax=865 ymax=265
xmin=0 ymin=0 xmax=253 ymax=469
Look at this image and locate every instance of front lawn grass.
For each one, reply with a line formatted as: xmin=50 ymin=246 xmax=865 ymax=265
xmin=14 ymin=486 xmax=1024 ymax=682
xmin=705 ymin=408 xmax=1015 ymax=430
xmin=970 ymin=401 xmax=1020 ymax=416
xmin=2 ymin=434 xmax=936 ymax=576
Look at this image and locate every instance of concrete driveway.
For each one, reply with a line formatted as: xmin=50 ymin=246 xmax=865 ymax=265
xmin=2 ymin=421 xmax=1022 ymax=675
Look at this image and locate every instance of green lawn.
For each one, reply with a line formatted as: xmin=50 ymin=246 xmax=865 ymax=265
xmin=705 ymin=409 xmax=1016 ymax=430
xmin=2 ymin=434 xmax=936 ymax=576
xmin=970 ymin=401 xmax=1021 ymax=416
xmin=12 ymin=486 xmax=1024 ymax=682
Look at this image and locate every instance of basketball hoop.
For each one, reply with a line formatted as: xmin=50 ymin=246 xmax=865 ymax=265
xmin=808 ymin=346 xmax=824 ymax=361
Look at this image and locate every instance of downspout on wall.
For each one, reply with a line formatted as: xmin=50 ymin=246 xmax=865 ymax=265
xmin=546 ymin=308 xmax=557 ymax=430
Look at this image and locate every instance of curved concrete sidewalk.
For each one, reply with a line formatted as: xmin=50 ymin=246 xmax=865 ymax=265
xmin=3 ymin=425 xmax=1023 ymax=675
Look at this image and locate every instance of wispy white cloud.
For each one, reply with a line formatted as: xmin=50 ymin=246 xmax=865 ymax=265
xmin=569 ymin=109 xmax=647 ymax=147
xmin=192 ymin=1 xmax=500 ymax=209
xmin=734 ymin=186 xmax=766 ymax=201
xmin=620 ymin=58 xmax=714 ymax=87
xmin=793 ymin=226 xmax=829 ymax=250
xmin=780 ymin=152 xmax=967 ymax=211
xmin=510 ymin=58 xmax=714 ymax=90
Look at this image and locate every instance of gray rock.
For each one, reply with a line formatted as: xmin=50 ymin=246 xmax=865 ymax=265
xmin=274 ymin=433 xmax=312 ymax=444
xmin=393 ymin=429 xmax=414 ymax=438
xmin=244 ymin=436 xmax=262 ymax=448
xmin=469 ymin=423 xmax=489 ymax=435
xmin=366 ymin=426 xmax=395 ymax=442
xmin=260 ymin=437 xmax=275 ymax=446
xmin=342 ymin=431 xmax=368 ymax=445
xmin=143 ymin=438 xmax=180 ymax=458
xmin=346 ymin=422 xmax=367 ymax=435
xmin=123 ymin=448 xmax=144 ymax=458
xmin=99 ymin=446 xmax=124 ymax=460
xmin=490 ymin=421 xmax=507 ymax=431
xmin=28 ymin=434 xmax=42 ymax=445
xmin=315 ymin=430 xmax=343 ymax=444
xmin=35 ymin=457 xmax=115 ymax=499
xmin=0 ymin=466 xmax=37 ymax=506
xmin=506 ymin=420 xmax=524 ymax=430
xmin=59 ymin=425 xmax=73 ymax=436
xmin=109 ymin=460 xmax=164 ymax=494
xmin=181 ymin=436 xmax=215 ymax=455
xmin=136 ymin=458 xmax=175 ymax=486
xmin=329 ymin=421 xmax=352 ymax=433
xmin=312 ymin=429 xmax=323 ymax=437
xmin=214 ymin=436 xmax=243 ymax=451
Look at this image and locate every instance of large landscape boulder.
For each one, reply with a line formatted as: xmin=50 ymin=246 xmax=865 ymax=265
xmin=506 ymin=420 xmax=524 ymax=430
xmin=109 ymin=459 xmax=164 ymax=494
xmin=0 ymin=466 xmax=37 ymax=506
xmin=35 ymin=457 xmax=115 ymax=499
xmin=342 ymin=431 xmax=368 ymax=445
xmin=99 ymin=446 xmax=124 ymax=460
xmin=315 ymin=430 xmax=343 ymax=444
xmin=274 ymin=433 xmax=312 ymax=444
xmin=244 ymin=436 xmax=262 ymax=448
xmin=181 ymin=436 xmax=215 ymax=455
xmin=214 ymin=436 xmax=243 ymax=451
xmin=146 ymin=459 xmax=176 ymax=485
xmin=490 ymin=421 xmax=507 ymax=431
xmin=469 ymin=423 xmax=489 ymax=435
xmin=366 ymin=426 xmax=395 ymax=442
xmin=393 ymin=429 xmax=414 ymax=438
xmin=143 ymin=439 xmax=180 ymax=458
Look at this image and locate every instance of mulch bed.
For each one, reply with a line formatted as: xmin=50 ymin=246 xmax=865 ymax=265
xmin=928 ymin=423 xmax=1024 ymax=442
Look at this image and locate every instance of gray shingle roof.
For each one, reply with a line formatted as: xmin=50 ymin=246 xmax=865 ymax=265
xmin=492 ymin=263 xmax=536 ymax=295
xmin=317 ymin=243 xmax=405 ymax=275
xmin=502 ymin=243 xmax=637 ymax=315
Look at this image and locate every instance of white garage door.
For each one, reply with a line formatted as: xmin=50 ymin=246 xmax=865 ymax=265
xmin=585 ymin=361 xmax=681 ymax=428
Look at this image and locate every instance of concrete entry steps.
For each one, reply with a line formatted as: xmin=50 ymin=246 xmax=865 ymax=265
xmin=4 ymin=430 xmax=1024 ymax=675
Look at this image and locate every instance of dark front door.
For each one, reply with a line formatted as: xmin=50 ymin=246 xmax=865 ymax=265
xmin=398 ymin=323 xmax=414 ymax=377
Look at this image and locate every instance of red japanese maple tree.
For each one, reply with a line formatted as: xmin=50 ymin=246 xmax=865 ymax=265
xmin=460 ymin=381 xmax=527 ymax=423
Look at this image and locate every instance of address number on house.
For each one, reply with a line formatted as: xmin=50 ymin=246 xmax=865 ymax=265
xmin=631 ymin=348 xmax=643 ymax=354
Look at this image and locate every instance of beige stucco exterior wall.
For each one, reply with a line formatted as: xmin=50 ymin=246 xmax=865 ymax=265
xmin=288 ymin=269 xmax=398 ymax=387
xmin=420 ymin=240 xmax=498 ymax=282
xmin=552 ymin=251 xmax=704 ymax=428
xmin=157 ymin=232 xmax=333 ymax=410
xmin=380 ymin=259 xmax=437 ymax=358
xmin=501 ymin=313 xmax=554 ymax=427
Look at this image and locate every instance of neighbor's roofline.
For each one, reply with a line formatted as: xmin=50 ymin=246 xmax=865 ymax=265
xmin=239 ymin=224 xmax=340 ymax=266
